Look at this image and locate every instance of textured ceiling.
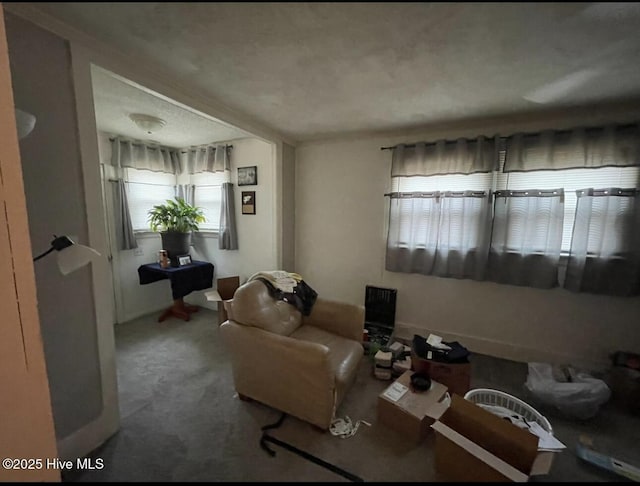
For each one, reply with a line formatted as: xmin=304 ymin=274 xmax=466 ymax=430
xmin=91 ymin=67 xmax=249 ymax=147
xmin=30 ymin=2 xmax=640 ymax=141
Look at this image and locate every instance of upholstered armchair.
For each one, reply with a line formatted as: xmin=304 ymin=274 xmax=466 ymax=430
xmin=219 ymin=280 xmax=365 ymax=429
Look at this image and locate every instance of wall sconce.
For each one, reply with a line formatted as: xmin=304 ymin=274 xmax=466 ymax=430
xmin=33 ymin=235 xmax=101 ymax=276
xmin=129 ymin=113 xmax=166 ymax=134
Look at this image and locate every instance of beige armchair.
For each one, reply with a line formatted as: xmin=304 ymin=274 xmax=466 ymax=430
xmin=220 ymin=280 xmax=365 ymax=429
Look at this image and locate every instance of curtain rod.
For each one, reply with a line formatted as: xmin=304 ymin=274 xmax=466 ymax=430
xmin=108 ymin=179 xmax=174 ymax=186
xmin=379 ymin=122 xmax=638 ymax=151
xmin=108 ymin=138 xmax=233 ymax=153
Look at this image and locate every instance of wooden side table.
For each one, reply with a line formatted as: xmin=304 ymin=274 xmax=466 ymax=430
xmin=137 ymin=260 xmax=214 ymax=322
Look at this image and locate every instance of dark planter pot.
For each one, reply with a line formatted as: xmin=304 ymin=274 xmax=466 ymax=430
xmin=160 ymin=231 xmax=191 ymax=266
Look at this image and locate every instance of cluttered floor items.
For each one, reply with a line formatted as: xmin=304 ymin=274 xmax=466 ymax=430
xmin=376 ymin=365 xmax=567 ymax=481
xmin=259 ymin=332 xmax=636 ymax=482
xmin=371 ymin=333 xmax=572 ymax=480
xmin=370 ymin=333 xmax=640 ymax=481
xmin=371 ymin=333 xmax=471 ymax=397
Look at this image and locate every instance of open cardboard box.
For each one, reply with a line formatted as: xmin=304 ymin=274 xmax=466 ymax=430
xmin=429 ymin=395 xmax=555 ymax=482
xmin=205 ymin=276 xmax=240 ymax=325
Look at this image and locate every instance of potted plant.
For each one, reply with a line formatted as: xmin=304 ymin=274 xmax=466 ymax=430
xmin=148 ymin=197 xmax=205 ymax=265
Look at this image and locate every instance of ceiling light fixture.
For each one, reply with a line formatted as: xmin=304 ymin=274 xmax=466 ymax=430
xmin=129 ymin=113 xmax=166 ymax=134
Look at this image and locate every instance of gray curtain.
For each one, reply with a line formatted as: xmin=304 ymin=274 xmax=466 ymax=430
xmin=504 ymin=124 xmax=640 ymax=172
xmin=219 ymin=182 xmax=238 ymax=250
xmin=488 ymin=189 xmax=564 ymax=288
xmin=182 ymin=144 xmax=230 ymax=174
xmin=111 ymin=179 xmax=138 ymax=250
xmin=175 ymin=184 xmax=195 ymax=205
xmin=110 ymin=136 xmax=180 ymax=173
xmin=386 ymin=191 xmax=491 ymax=279
xmin=565 ymin=188 xmax=640 ymax=296
xmin=391 ymin=136 xmax=498 ymax=177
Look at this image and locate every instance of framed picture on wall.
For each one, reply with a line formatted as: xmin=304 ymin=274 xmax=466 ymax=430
xmin=242 ymin=191 xmax=256 ymax=215
xmin=237 ymin=166 xmax=258 ymax=186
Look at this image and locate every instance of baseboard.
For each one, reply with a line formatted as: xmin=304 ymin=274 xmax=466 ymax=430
xmin=183 ymin=298 xmax=217 ymax=312
xmin=56 ymin=406 xmax=119 ymax=461
xmin=122 ymin=306 xmax=165 ymax=324
xmin=394 ymin=321 xmax=608 ymax=372
xmin=121 ymin=301 xmax=216 ymax=324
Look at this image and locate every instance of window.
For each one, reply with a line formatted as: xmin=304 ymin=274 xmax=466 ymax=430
xmin=386 ymin=126 xmax=640 ymax=294
xmin=394 ymin=162 xmax=640 ymax=253
xmin=191 ymin=172 xmax=226 ymax=231
xmin=387 ymin=154 xmax=640 ymax=287
xmin=126 ymin=168 xmax=176 ymax=232
xmin=495 ymin=166 xmax=640 ymax=252
xmin=125 ymin=169 xmax=227 ymax=233
xmin=390 ymin=172 xmax=493 ymax=250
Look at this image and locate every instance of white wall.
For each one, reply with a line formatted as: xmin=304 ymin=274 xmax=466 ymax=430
xmin=295 ymin=114 xmax=640 ymax=370
xmin=98 ymin=133 xmax=277 ymax=322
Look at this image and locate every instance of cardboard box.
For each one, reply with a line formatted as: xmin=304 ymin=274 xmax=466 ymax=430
xmin=411 ymin=351 xmax=471 ymax=397
xmin=608 ymin=366 xmax=640 ymax=415
xmin=430 ymin=395 xmax=542 ymax=482
xmin=377 ymin=370 xmax=448 ymax=444
xmin=205 ymin=276 xmax=240 ymax=325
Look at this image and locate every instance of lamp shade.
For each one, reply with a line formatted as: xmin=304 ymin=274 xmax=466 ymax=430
xmin=56 ymin=242 xmax=101 ymax=276
xmin=15 ymin=108 xmax=36 ymax=140
xmin=33 ymin=235 xmax=101 ymax=275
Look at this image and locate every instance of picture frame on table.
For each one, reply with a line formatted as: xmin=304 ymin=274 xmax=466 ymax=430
xmin=237 ymin=166 xmax=258 ymax=186
xmin=178 ymin=254 xmax=192 ymax=266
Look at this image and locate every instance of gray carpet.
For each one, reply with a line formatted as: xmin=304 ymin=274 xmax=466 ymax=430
xmin=65 ymin=309 xmax=640 ymax=482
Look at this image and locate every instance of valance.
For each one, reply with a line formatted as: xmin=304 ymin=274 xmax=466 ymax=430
xmin=110 ymin=137 xmax=180 ymax=173
xmin=182 ymin=144 xmax=230 ymax=174
xmin=504 ymin=123 xmax=640 ymax=172
xmin=391 ymin=136 xmax=498 ymax=177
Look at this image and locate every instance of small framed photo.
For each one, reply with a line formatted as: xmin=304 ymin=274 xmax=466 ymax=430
xmin=237 ymin=166 xmax=258 ymax=186
xmin=178 ymin=254 xmax=192 ymax=266
xmin=242 ymin=191 xmax=256 ymax=215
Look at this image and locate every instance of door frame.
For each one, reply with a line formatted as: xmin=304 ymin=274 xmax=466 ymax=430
xmin=55 ymin=43 xmax=120 ymax=461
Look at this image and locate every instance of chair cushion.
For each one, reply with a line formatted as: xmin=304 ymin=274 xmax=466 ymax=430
xmin=231 ymin=280 xmax=301 ymax=335
xmin=290 ymin=324 xmax=363 ymax=406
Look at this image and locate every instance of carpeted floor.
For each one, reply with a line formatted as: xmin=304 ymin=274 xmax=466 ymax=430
xmin=65 ymin=309 xmax=640 ymax=482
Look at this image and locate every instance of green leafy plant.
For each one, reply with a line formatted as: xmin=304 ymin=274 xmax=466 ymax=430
xmin=148 ymin=197 xmax=206 ymax=233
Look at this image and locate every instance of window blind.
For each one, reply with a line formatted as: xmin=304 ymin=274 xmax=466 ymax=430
xmin=126 ymin=168 xmax=176 ymax=231
xmin=191 ymin=172 xmax=226 ymax=230
xmin=496 ymin=165 xmax=640 ymax=251
xmin=393 ymin=163 xmax=639 ymax=252
xmin=393 ymin=172 xmax=494 ymax=193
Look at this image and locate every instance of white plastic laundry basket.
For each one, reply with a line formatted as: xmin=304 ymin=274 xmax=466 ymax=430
xmin=464 ymin=388 xmax=553 ymax=435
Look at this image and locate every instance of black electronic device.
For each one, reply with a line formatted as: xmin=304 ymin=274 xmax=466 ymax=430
xmin=364 ymin=285 xmax=397 ymax=345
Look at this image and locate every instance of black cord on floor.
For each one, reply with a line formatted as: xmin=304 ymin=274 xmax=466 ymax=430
xmin=259 ymin=412 xmax=287 ymax=456
xmin=259 ymin=413 xmax=364 ymax=482
xmin=261 ymin=412 xmax=288 ymax=432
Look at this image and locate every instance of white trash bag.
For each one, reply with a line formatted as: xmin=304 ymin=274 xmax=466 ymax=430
xmin=525 ymin=362 xmax=611 ymax=420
